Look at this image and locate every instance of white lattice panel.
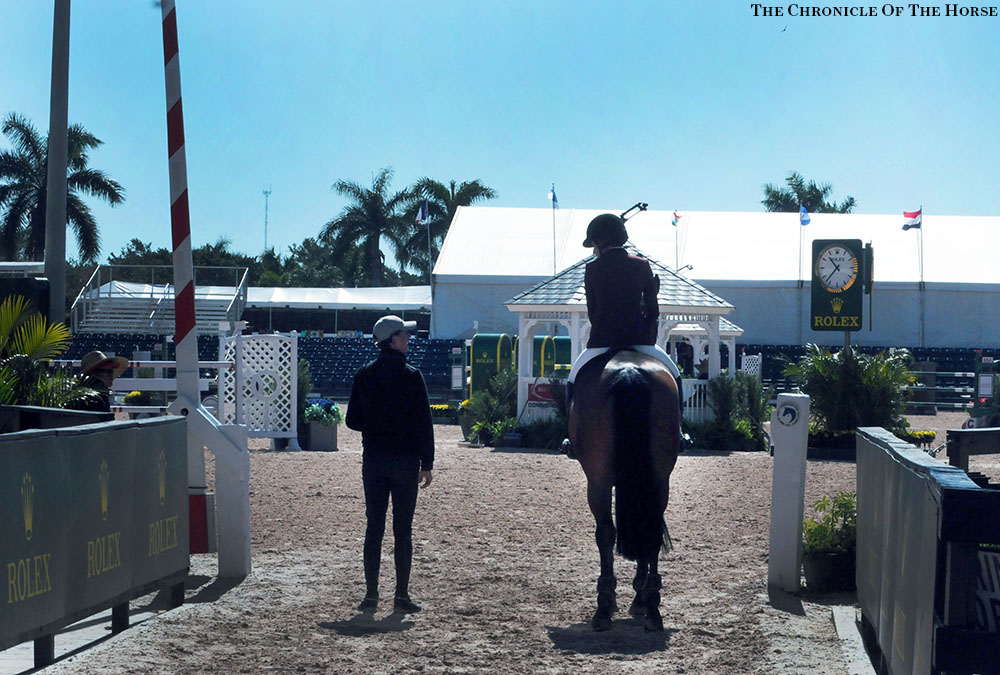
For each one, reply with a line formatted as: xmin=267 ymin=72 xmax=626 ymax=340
xmin=220 ymin=333 xmax=297 ymax=438
xmin=741 ymin=353 xmax=762 ymax=380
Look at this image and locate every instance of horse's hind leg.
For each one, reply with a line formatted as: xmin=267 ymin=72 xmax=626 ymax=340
xmin=629 ymin=560 xmax=649 ymax=616
xmin=642 ymin=557 xmax=663 ymax=632
xmin=590 ymin=486 xmax=617 ymax=631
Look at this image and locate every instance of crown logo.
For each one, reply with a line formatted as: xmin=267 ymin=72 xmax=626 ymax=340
xmin=99 ymin=459 xmax=110 ymax=521
xmin=830 ymin=297 xmax=844 ymax=314
xmin=21 ymin=473 xmax=34 ymax=540
xmin=158 ymin=450 xmax=167 ymax=506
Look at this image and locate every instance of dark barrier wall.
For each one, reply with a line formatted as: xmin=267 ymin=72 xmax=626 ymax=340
xmin=857 ymin=427 xmax=1000 ymax=674
xmin=0 ymin=417 xmax=188 ymax=650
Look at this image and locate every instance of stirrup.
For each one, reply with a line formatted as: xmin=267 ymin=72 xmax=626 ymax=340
xmin=560 ymin=438 xmax=575 ymax=459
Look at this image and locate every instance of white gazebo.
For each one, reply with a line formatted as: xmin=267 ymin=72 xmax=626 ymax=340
xmin=505 ymin=246 xmax=741 ymax=422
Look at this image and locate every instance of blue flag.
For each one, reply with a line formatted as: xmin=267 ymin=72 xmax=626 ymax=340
xmin=547 ymin=186 xmax=559 ymax=209
xmin=416 ymin=199 xmax=429 ymax=223
xmin=799 ymin=205 xmax=810 ymax=226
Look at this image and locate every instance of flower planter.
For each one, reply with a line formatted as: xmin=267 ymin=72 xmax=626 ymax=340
xmin=308 ymin=422 xmax=338 ymax=452
xmin=802 ymin=551 xmax=856 ymax=593
xmin=458 ymin=414 xmax=475 ymax=441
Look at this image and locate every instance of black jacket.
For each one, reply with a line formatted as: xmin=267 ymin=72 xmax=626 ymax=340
xmin=345 ymin=348 xmax=435 ymax=470
xmin=585 ymin=247 xmax=660 ymax=348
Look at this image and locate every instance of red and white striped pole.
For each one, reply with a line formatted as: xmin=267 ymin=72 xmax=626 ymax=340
xmin=161 ymin=0 xmax=209 ymax=551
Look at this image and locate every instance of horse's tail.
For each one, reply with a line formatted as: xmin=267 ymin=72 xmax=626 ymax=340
xmin=610 ymin=365 xmax=666 ymax=561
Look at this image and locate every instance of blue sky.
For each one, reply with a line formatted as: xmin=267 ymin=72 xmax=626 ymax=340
xmin=2 ymin=1 xmax=997 ymax=265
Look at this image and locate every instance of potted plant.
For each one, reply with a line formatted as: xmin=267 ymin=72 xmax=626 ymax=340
xmin=802 ymin=490 xmax=857 ymax=593
xmin=457 ymin=399 xmax=474 ymax=440
xmin=303 ymin=398 xmax=343 ymax=451
xmin=123 ymin=390 xmax=152 ymax=419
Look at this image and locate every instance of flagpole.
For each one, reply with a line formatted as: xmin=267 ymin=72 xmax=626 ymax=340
xmin=918 ymin=205 xmax=925 ymax=347
xmin=797 ymin=214 xmax=804 ymax=344
xmin=551 ymin=182 xmax=557 ymax=276
xmin=675 ymin=219 xmax=679 ymax=271
xmin=426 ymin=216 xmax=432 ymax=285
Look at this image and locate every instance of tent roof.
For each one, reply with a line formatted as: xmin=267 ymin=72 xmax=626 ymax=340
xmin=436 ymin=206 xmax=998 ymax=284
xmin=93 ymin=282 xmax=431 ymax=310
xmin=505 ymin=245 xmax=733 ymax=313
xmin=246 ymin=286 xmax=431 ymax=310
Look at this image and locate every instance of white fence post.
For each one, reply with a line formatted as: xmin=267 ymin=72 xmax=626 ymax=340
xmin=768 ymin=393 xmax=810 ymax=592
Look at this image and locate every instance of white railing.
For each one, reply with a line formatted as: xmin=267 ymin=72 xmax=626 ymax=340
xmin=681 ymin=379 xmax=712 ymax=423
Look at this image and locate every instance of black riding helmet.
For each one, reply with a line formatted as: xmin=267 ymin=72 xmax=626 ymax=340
xmin=582 ymin=213 xmax=628 ymax=249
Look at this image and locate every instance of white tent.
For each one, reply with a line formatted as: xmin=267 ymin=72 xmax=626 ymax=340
xmin=432 ymin=207 xmax=1000 ymax=348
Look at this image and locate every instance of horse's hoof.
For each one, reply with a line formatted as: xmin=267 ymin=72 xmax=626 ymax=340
xmin=592 ymin=613 xmax=613 ymax=631
xmin=628 ymin=598 xmax=645 ymax=616
xmin=644 ymin=612 xmax=663 ymax=632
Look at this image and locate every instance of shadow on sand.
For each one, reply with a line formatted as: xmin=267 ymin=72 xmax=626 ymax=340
xmin=547 ymin=618 xmax=674 ymax=655
xmin=318 ymin=612 xmax=415 ymax=637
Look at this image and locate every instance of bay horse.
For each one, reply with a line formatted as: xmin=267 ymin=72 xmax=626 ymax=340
xmin=568 ymin=349 xmax=680 ymax=631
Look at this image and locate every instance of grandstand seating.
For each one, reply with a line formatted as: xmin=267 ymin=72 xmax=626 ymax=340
xmin=64 ymin=334 xmax=465 ymax=400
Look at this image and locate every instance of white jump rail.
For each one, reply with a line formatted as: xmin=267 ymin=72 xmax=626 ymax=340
xmin=49 ymin=359 xmax=234 ymax=398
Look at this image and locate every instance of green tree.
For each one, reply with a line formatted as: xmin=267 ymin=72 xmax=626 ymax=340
xmin=761 ymin=171 xmax=856 ymax=214
xmin=0 ymin=112 xmax=125 ymax=263
xmin=405 ymin=177 xmax=497 ymax=277
xmin=0 ymin=294 xmax=99 ymax=407
xmin=322 ymin=167 xmax=414 ymax=286
xmin=784 ymin=344 xmax=913 ymax=432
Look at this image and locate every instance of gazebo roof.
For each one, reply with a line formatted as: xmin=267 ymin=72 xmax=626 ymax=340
xmin=505 ymin=245 xmax=735 ymax=313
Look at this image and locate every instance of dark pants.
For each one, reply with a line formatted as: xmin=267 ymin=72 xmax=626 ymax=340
xmin=362 ymin=453 xmax=420 ymax=598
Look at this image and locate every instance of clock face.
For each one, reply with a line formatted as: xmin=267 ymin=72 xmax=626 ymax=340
xmin=815 ymin=245 xmax=858 ymax=293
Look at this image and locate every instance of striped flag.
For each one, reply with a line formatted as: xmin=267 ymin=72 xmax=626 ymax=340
xmin=799 ymin=205 xmax=810 ymax=226
xmin=671 ymin=211 xmax=681 ymax=226
xmin=416 ymin=199 xmax=429 ymax=223
xmin=903 ymin=208 xmax=922 ymax=230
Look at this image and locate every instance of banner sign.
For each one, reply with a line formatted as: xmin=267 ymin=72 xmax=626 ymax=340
xmin=1 ymin=417 xmax=188 ymax=650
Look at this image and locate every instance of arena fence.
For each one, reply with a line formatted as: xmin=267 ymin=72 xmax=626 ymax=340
xmin=856 ymin=427 xmax=1000 ymax=674
xmin=1 ymin=414 xmax=189 ymax=669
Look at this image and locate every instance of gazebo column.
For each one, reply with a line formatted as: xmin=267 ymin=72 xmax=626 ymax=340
xmin=727 ymin=337 xmax=736 ymax=373
xmin=517 ymin=316 xmax=543 ymax=419
xmin=705 ymin=315 xmax=721 ymax=378
xmin=569 ymin=312 xmax=584 ymax=361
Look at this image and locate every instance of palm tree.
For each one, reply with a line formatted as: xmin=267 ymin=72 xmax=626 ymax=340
xmin=0 ymin=294 xmax=100 ymax=407
xmin=322 ymin=167 xmax=414 ymax=286
xmin=405 ymin=177 xmax=497 ymax=278
xmin=761 ymin=171 xmax=855 ymax=214
xmin=0 ymin=112 xmax=125 ymax=263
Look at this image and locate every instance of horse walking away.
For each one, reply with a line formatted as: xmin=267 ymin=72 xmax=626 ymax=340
xmin=568 ymin=349 xmax=680 ymax=631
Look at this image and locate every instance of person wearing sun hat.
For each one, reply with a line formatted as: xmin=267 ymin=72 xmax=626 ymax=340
xmin=77 ymin=350 xmax=129 ymax=411
xmin=346 ymin=315 xmax=434 ymax=614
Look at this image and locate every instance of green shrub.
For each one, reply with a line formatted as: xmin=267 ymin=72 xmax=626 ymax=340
xmin=471 ymin=416 xmax=518 ymax=446
xmin=304 ymin=398 xmax=343 ymax=426
xmin=690 ymin=372 xmax=773 ymax=451
xmin=467 ymin=366 xmax=518 ymax=431
xmin=784 ymin=344 xmax=914 ymax=433
xmin=803 ymin=491 xmax=857 ymax=555
xmin=517 ymin=416 xmax=567 ymax=450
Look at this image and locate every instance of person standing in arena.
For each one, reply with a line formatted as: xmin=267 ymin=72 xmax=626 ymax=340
xmin=346 ymin=315 xmax=434 ymax=614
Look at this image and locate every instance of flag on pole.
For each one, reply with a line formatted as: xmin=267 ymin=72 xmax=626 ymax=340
xmin=416 ymin=199 xmax=429 ymax=223
xmin=547 ymin=186 xmax=559 ymax=209
xmin=799 ymin=205 xmax=810 ymax=226
xmin=671 ymin=211 xmax=681 ymax=226
xmin=903 ymin=208 xmax=922 ymax=230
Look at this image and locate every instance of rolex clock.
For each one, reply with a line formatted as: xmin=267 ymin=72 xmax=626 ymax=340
xmin=811 ymin=239 xmax=864 ymax=332
xmin=814 ymin=244 xmax=859 ymax=293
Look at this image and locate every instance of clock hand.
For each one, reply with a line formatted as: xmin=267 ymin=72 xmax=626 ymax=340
xmin=824 ymin=270 xmax=837 ymax=284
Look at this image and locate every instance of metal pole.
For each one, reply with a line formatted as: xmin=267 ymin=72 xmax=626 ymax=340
xmin=263 ymin=185 xmax=271 ymax=250
xmin=427 ymin=217 xmax=432 ymax=284
xmin=551 ymin=183 xmax=556 ymax=276
xmin=44 ymin=0 xmax=71 ymax=323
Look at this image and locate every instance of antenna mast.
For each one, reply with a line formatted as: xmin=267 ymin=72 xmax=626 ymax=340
xmin=263 ymin=185 xmax=272 ymax=250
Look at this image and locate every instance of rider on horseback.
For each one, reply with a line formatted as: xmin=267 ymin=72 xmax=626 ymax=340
xmin=560 ymin=213 xmax=685 ymax=456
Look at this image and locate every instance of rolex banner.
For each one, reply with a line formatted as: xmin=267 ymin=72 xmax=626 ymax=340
xmin=0 ymin=417 xmax=188 ymax=651
xmin=811 ymin=238 xmax=864 ymax=332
